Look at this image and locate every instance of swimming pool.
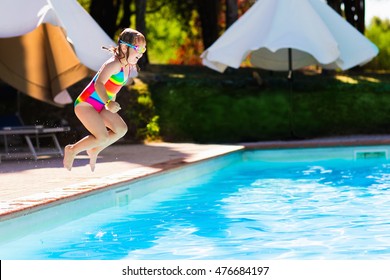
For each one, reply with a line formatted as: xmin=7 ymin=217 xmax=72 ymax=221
xmin=1 ymin=145 xmax=390 ymax=260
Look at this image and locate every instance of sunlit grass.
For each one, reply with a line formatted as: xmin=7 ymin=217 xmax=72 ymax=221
xmin=335 ymin=75 xmax=359 ymax=84
xmin=168 ymin=74 xmax=186 ymax=78
xmin=358 ymin=76 xmax=381 ymax=83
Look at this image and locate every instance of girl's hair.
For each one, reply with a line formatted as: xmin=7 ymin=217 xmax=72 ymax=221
xmin=102 ymin=28 xmax=146 ymax=69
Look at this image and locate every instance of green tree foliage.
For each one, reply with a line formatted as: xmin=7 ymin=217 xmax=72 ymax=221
xmin=77 ymin=0 xmax=255 ymax=65
xmin=75 ymin=0 xmax=379 ymax=69
xmin=144 ymin=3 xmax=192 ymax=64
xmin=365 ymin=17 xmax=390 ymax=70
xmin=167 ymin=0 xmax=253 ymax=65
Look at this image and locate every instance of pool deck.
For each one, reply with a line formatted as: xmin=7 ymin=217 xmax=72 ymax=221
xmin=1 ymin=134 xmax=390 ymax=220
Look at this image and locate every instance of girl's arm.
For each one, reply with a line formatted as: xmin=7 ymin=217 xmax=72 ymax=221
xmin=94 ymin=59 xmax=121 ymax=104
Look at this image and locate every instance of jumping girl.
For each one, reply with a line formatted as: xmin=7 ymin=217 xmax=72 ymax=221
xmin=63 ymin=28 xmax=146 ymax=171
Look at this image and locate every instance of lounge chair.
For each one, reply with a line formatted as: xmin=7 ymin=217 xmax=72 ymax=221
xmin=0 ymin=113 xmax=70 ymax=162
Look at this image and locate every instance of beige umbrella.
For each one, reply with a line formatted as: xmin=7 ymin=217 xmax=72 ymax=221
xmin=0 ymin=23 xmax=89 ymax=107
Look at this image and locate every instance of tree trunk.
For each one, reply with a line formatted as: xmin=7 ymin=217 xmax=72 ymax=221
xmin=119 ymin=0 xmax=132 ymax=30
xmin=326 ymin=0 xmax=342 ymax=15
xmin=226 ymin=0 xmax=238 ymax=29
xmin=90 ymin=0 xmax=120 ymax=38
xmin=197 ymin=0 xmax=219 ymax=49
xmin=326 ymin=0 xmax=366 ymax=71
xmin=327 ymin=0 xmax=365 ymax=33
xmin=343 ymin=0 xmax=365 ymax=33
xmin=135 ymin=0 xmax=149 ymax=66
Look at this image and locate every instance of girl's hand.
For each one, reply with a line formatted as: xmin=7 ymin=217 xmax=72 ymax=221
xmin=105 ymin=100 xmax=121 ymax=113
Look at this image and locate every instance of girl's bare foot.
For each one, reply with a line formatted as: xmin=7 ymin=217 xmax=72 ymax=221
xmin=63 ymin=145 xmax=76 ymax=171
xmin=87 ymin=148 xmax=99 ymax=172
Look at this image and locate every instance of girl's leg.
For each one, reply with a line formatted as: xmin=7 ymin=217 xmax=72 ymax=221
xmin=87 ymin=109 xmax=128 ymax=171
xmin=63 ymin=105 xmax=110 ymax=171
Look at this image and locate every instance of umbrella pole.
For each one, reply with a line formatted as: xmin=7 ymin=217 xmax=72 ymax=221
xmin=288 ymin=48 xmax=293 ymax=82
xmin=287 ymin=48 xmax=301 ymax=139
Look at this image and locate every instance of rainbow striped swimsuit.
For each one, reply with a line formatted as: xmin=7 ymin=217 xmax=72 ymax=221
xmin=74 ymin=64 xmax=134 ymax=112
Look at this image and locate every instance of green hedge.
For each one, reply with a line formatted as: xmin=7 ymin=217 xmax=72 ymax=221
xmin=148 ymin=70 xmax=390 ymax=143
xmin=3 ymin=68 xmax=389 ymax=145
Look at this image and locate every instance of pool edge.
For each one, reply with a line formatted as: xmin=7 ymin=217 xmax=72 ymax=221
xmin=0 ymin=145 xmax=244 ymax=221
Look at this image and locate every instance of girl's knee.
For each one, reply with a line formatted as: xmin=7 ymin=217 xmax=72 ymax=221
xmin=117 ymin=124 xmax=128 ymax=137
xmin=95 ymin=133 xmax=110 ymax=145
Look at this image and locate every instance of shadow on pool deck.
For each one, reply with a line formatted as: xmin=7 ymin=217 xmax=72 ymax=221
xmin=1 ymin=135 xmax=390 ymax=219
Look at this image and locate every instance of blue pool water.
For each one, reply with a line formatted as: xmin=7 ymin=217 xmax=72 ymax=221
xmin=1 ymin=147 xmax=390 ymax=259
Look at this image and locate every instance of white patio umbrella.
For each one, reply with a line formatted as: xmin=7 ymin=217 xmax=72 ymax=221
xmin=201 ymin=0 xmax=379 ymax=73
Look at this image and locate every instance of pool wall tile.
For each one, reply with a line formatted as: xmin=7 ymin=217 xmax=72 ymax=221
xmin=243 ymin=146 xmax=390 ymax=162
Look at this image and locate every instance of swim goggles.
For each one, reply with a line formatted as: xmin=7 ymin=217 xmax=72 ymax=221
xmin=120 ymin=40 xmax=146 ymax=54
